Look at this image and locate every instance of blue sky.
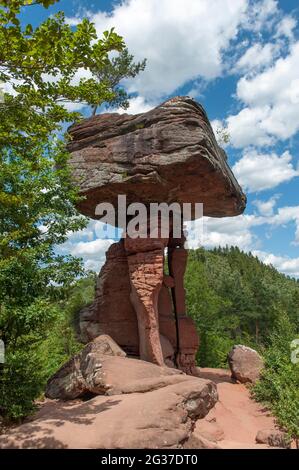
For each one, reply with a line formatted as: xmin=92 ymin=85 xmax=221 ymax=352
xmin=23 ymin=0 xmax=299 ymax=277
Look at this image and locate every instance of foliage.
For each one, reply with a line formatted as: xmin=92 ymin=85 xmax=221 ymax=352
xmin=0 ymin=300 xmax=60 ymax=420
xmin=0 ymin=0 xmax=144 ymax=420
xmin=186 ymin=246 xmax=299 ymax=367
xmin=38 ymin=275 xmax=96 ymax=379
xmin=91 ymin=48 xmax=146 ymax=115
xmin=252 ymin=314 xmax=299 ymax=442
xmin=0 ymin=275 xmax=95 ymax=420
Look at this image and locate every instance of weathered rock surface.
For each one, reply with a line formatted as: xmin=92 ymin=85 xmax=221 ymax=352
xmin=2 ymin=371 xmax=218 ymax=449
xmin=45 ymin=335 xmax=124 ymax=399
xmin=124 ymin=234 xmax=166 ymax=365
xmin=2 ymin=368 xmax=289 ymax=449
xmin=228 ymin=345 xmax=264 ymax=384
xmin=45 ymin=336 xmax=195 ymax=400
xmin=79 ymin=237 xmax=199 ymax=373
xmin=256 ymin=429 xmax=291 ymax=448
xmin=67 ymin=96 xmax=246 ymax=220
xmin=79 ymin=241 xmax=139 ymax=355
xmin=194 ymin=418 xmax=225 ymax=443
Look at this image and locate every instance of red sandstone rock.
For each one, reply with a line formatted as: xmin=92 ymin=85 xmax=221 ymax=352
xmin=67 ymin=97 xmax=246 ymax=373
xmin=45 ymin=335 xmax=127 ymax=399
xmin=228 ymin=345 xmax=264 ymax=384
xmin=67 ymin=96 xmax=246 ymax=219
xmin=160 ymin=334 xmax=175 ymax=367
xmin=3 ymin=368 xmax=286 ymax=450
xmin=4 ymin=364 xmax=218 ymax=449
xmin=80 ymin=240 xmax=139 ymax=355
xmin=194 ymin=419 xmax=225 ymax=443
xmin=256 ymin=429 xmax=291 ymax=448
xmin=46 ymin=350 xmax=193 ymax=400
xmin=126 ymin=247 xmax=165 ymax=365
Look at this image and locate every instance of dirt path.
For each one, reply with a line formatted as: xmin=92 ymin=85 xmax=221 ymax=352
xmin=0 ymin=367 xmax=292 ymax=449
xmin=196 ymin=368 xmax=285 ymax=449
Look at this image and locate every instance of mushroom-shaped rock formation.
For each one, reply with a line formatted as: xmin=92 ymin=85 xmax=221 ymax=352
xmin=68 ymin=96 xmax=245 ymax=219
xmin=67 ymin=96 xmax=246 ymax=374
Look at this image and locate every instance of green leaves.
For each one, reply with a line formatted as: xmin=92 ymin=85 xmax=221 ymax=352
xmin=0 ymin=1 xmax=137 ymax=287
xmin=0 ymin=0 xmax=145 ymax=421
xmin=186 ymin=247 xmax=299 ymax=367
xmin=252 ymin=314 xmax=299 ymax=440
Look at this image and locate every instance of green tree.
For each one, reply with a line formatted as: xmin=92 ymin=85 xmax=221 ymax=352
xmin=91 ymin=47 xmax=146 ymax=115
xmin=186 ymin=246 xmax=299 ymax=367
xmin=0 ymin=0 xmax=145 ymax=419
xmin=252 ymin=314 xmax=299 ymax=445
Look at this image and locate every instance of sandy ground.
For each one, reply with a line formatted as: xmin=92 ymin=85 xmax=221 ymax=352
xmin=198 ymin=368 xmax=294 ymax=449
xmin=0 ymin=367 xmax=295 ymax=449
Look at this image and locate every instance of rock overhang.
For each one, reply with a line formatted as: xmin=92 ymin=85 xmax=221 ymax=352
xmin=67 ymin=96 xmax=246 ymax=221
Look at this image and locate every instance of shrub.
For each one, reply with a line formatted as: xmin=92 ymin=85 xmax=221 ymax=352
xmin=252 ymin=314 xmax=299 ymax=444
xmin=0 ymin=275 xmax=95 ymax=421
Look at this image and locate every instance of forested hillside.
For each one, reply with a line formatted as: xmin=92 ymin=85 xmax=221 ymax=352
xmin=185 ymin=246 xmax=299 ymax=367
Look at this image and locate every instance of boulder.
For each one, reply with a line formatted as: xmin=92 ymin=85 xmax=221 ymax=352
xmin=67 ymin=96 xmax=246 ymax=220
xmin=45 ymin=336 xmax=204 ymax=399
xmin=45 ymin=335 xmax=126 ymax=399
xmin=86 ymin=334 xmax=126 ymax=357
xmin=228 ymin=345 xmax=264 ymax=384
xmin=256 ymin=429 xmax=291 ymax=448
xmin=2 ymin=368 xmax=218 ymax=449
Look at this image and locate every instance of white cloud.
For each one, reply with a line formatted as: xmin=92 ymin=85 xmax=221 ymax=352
xmin=235 ymin=42 xmax=278 ymax=73
xmin=232 ymin=150 xmax=299 ymax=192
xmin=59 ymin=205 xmax=299 ymax=276
xmin=227 ymin=42 xmax=299 ymax=147
xmin=275 ymin=15 xmax=297 ymax=40
xmin=83 ymin=0 xmax=248 ymax=99
xmin=71 ymin=237 xmax=114 ymax=270
xmin=59 ymin=220 xmax=117 ymax=271
xmin=192 ymin=214 xmax=263 ymax=251
xmin=270 ymin=206 xmax=299 ymax=245
xmin=253 ymin=250 xmax=299 ymax=277
xmin=62 ymin=101 xmax=88 ymax=112
xmin=226 ymin=106 xmax=275 ymax=147
xmin=116 ymin=96 xmax=155 ymax=115
xmin=65 ymin=16 xmax=82 ymax=27
xmin=71 ymin=238 xmax=112 ymax=257
xmin=253 ymin=195 xmax=280 ymax=216
xmin=237 ymin=42 xmax=299 ymax=107
xmin=242 ymin=0 xmax=279 ymax=32
xmin=202 ymin=216 xmax=256 ymax=250
xmin=188 ymin=204 xmax=299 ymax=254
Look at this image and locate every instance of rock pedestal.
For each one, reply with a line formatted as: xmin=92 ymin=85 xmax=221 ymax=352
xmin=80 ymin=222 xmax=199 ymax=374
xmin=68 ymin=96 xmax=246 ymax=374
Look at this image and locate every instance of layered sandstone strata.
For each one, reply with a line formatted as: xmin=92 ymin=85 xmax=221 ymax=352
xmin=67 ymin=96 xmax=246 ymax=374
xmin=67 ymin=96 xmax=246 ymax=219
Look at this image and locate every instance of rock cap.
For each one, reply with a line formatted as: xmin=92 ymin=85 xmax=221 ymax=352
xmin=67 ymin=96 xmax=246 ymax=222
